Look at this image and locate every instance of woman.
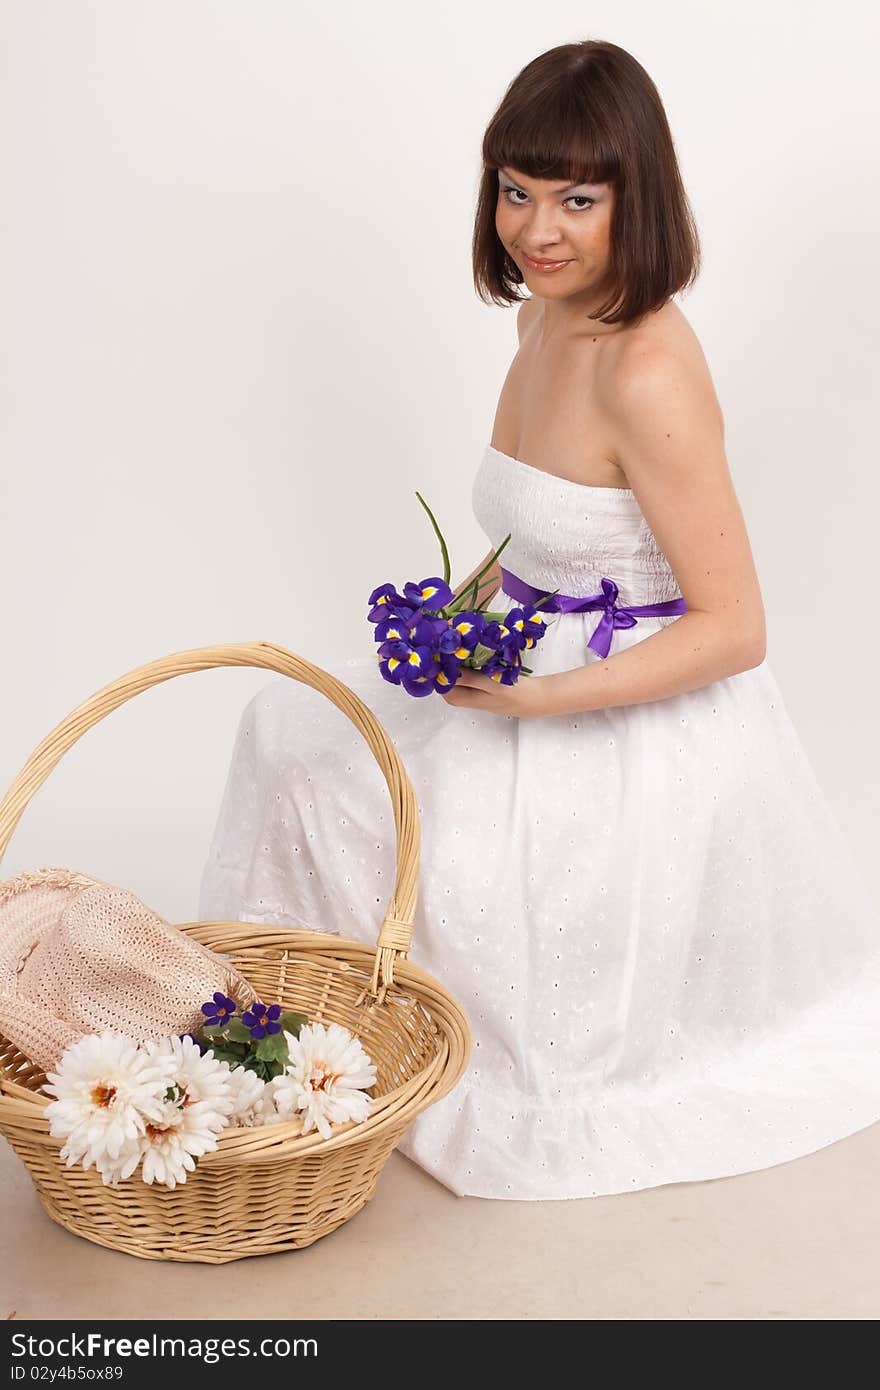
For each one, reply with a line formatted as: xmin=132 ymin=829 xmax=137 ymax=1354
xmin=199 ymin=40 xmax=880 ymax=1199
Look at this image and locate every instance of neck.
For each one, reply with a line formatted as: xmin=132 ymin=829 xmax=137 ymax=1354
xmin=534 ymin=283 xmax=622 ymax=345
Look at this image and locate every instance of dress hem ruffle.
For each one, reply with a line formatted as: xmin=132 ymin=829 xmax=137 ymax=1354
xmin=394 ymin=949 xmax=880 ymax=1200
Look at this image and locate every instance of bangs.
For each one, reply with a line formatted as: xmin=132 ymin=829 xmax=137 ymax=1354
xmin=483 ymin=90 xmax=619 ymax=189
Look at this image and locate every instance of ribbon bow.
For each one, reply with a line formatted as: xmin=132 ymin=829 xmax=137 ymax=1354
xmin=499 ymin=568 xmax=688 ymax=659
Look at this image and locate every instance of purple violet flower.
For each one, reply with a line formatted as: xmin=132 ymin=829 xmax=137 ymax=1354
xmin=201 ymin=991 xmax=237 ymax=1024
xmin=241 ymin=1002 xmax=282 ymax=1040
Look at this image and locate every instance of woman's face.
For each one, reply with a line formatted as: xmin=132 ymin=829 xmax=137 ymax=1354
xmin=495 ymin=165 xmax=615 ymax=301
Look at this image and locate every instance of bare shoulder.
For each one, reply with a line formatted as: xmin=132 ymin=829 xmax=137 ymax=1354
xmin=516 ymin=295 xmax=542 ymax=346
xmin=594 ymin=302 xmax=765 ymax=662
xmin=603 ymin=302 xmax=725 ymax=448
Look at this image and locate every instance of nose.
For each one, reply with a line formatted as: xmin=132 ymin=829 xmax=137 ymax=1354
xmin=519 ymin=210 xmax=565 ymax=252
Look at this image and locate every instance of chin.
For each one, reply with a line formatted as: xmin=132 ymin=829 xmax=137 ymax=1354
xmin=530 ymin=275 xmax=589 ymax=296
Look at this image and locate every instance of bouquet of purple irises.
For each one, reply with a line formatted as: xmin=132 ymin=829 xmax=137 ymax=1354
xmin=367 ymin=493 xmax=560 ymax=698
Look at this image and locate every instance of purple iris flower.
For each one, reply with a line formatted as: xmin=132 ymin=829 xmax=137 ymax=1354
xmin=400 ymin=577 xmax=455 ymax=612
xmin=378 ymin=637 xmax=435 ymax=687
xmin=201 ymin=991 xmax=237 ymax=1024
xmin=474 ymin=651 xmax=522 ymax=685
xmin=425 ymin=653 xmax=468 ymax=695
xmin=241 ymin=1002 xmax=282 ymax=1039
xmin=376 ymin=606 xmax=488 ymax=695
xmin=367 ymin=582 xmax=416 ymax=625
xmin=506 ymin=603 xmax=553 ymax=646
xmin=481 ymin=611 xmax=528 ymax=654
xmin=437 ymin=611 xmax=486 ymax=657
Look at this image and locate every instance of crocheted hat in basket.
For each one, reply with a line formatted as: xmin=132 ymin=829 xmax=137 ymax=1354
xmin=0 ymin=866 xmax=258 ymax=1071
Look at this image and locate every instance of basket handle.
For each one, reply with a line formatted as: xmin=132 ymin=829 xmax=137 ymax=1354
xmin=0 ymin=641 xmax=420 ymax=1000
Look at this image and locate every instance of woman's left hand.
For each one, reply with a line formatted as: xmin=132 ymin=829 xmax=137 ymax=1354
xmin=439 ymin=669 xmax=552 ymax=717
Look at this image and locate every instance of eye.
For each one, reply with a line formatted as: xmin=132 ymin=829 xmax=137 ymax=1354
xmin=500 ymin=185 xmax=595 ymax=211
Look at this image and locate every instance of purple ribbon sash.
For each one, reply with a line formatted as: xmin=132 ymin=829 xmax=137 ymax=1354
xmin=499 ymin=568 xmax=688 ymax=659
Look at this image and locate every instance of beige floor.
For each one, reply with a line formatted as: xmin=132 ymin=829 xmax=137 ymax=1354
xmin=3 ymin=1120 xmax=879 ymax=1320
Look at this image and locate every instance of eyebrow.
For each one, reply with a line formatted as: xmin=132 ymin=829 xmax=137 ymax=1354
xmin=498 ymin=169 xmax=598 ymax=193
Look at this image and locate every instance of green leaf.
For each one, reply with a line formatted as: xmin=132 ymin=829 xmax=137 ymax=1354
xmin=226 ymin=1016 xmax=251 ymax=1044
xmin=414 ymin=492 xmax=451 ymax=584
xmin=471 ymin=643 xmax=498 ymax=665
xmin=447 ymin=531 xmax=513 ymax=613
xmin=243 ymin=1054 xmax=277 ymax=1082
xmin=530 ymin=588 xmax=561 ymax=611
xmin=207 ymin=1042 xmax=248 ymax=1066
xmin=279 ymin=1010 xmax=309 ymax=1037
xmin=255 ymin=1031 xmax=289 ymax=1064
xmin=466 ymin=574 xmax=504 ymax=598
xmin=456 ymin=534 xmax=512 ymax=610
xmin=201 ymin=1023 xmax=227 ymax=1037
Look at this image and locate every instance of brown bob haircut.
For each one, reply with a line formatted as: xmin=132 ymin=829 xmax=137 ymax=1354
xmin=473 ymin=39 xmax=701 ymax=327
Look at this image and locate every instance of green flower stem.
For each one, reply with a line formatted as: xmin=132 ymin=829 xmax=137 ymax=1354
xmin=415 ymin=492 xmax=451 ymax=584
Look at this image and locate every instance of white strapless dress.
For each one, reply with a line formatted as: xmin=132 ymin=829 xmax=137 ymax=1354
xmin=198 ymin=443 xmax=880 ymax=1200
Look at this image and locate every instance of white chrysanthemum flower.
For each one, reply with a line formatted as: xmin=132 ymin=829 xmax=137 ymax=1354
xmin=143 ymin=1033 xmax=236 ymax=1118
xmin=136 ymin=1094 xmax=222 ymax=1189
xmin=43 ymin=1031 xmax=176 ymax=1185
xmin=269 ymin=1022 xmax=377 ymax=1140
xmin=134 ymin=1034 xmax=237 ymax=1187
xmin=265 ymin=1072 xmax=307 ymax=1129
xmin=222 ymin=1063 xmax=279 ymax=1128
xmin=94 ymin=1143 xmax=144 ymax=1186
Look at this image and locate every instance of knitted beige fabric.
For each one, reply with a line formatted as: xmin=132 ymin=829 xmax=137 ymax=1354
xmin=0 ymin=867 xmax=258 ymax=1071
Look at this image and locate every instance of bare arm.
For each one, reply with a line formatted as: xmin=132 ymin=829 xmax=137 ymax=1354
xmin=452 ymin=547 xmax=502 ymax=605
xmin=541 ymin=342 xmax=767 ymax=717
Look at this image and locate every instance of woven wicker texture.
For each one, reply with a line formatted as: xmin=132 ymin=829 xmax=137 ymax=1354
xmin=0 ymin=641 xmax=471 ymax=1261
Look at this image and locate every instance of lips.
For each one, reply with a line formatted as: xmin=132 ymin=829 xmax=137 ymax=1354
xmin=521 ymin=250 xmax=572 ymax=270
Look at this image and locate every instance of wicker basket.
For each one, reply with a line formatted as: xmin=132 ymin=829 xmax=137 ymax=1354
xmin=0 ymin=641 xmax=472 ymax=1263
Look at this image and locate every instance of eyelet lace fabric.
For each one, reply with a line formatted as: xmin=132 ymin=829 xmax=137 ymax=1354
xmin=197 ymin=444 xmax=880 ymax=1200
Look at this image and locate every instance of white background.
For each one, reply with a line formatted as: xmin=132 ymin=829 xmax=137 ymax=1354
xmin=1 ymin=1 xmax=877 ymax=921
